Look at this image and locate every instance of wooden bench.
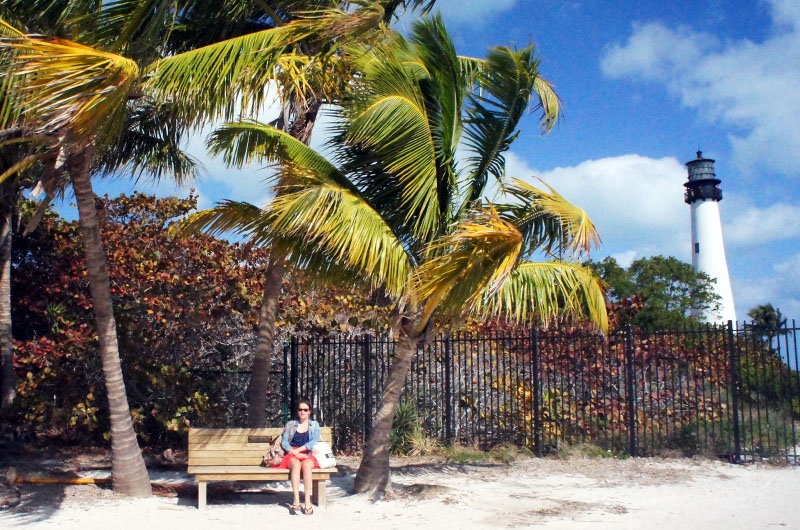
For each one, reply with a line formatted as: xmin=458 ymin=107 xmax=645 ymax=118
xmin=187 ymin=427 xmax=337 ymax=510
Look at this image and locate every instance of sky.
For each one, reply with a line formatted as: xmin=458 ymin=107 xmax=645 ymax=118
xmin=75 ymin=0 xmax=800 ymax=322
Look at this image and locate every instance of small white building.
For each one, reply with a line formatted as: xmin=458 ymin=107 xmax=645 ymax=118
xmin=683 ymin=151 xmax=736 ymax=324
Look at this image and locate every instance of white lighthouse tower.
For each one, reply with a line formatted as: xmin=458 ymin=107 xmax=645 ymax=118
xmin=684 ymin=151 xmax=737 ymax=323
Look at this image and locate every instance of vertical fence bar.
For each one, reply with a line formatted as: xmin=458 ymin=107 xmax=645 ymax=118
xmin=363 ymin=333 xmax=373 ymax=440
xmin=444 ymin=336 xmax=453 ymax=443
xmin=282 ymin=340 xmax=290 ymax=423
xmin=532 ymin=329 xmax=541 ymax=456
xmin=778 ymin=326 xmax=791 ymax=459
xmin=727 ymin=321 xmax=742 ymax=463
xmin=290 ymin=335 xmax=298 ymax=416
xmin=624 ymin=325 xmax=636 ymax=456
xmin=791 ymin=321 xmax=800 ymax=463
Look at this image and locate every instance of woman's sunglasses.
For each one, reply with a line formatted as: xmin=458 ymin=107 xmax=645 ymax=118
xmin=298 ymin=407 xmax=310 ymax=412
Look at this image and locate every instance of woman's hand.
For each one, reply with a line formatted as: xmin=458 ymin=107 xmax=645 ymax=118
xmin=290 ymin=447 xmax=306 ymax=458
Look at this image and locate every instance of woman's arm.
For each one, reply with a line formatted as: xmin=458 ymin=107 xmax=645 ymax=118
xmin=305 ymin=420 xmax=320 ymax=450
xmin=281 ymin=421 xmax=294 ymax=452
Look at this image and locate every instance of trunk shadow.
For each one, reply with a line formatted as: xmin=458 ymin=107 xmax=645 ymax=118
xmin=0 ymin=482 xmax=68 ymax=525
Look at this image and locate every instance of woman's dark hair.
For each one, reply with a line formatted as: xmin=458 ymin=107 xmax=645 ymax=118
xmin=296 ymin=398 xmax=313 ymax=419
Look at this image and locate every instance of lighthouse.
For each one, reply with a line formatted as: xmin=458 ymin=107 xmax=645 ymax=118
xmin=684 ymin=151 xmax=737 ymax=324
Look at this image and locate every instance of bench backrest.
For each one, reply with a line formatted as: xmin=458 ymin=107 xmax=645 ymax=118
xmin=188 ymin=427 xmax=333 ymax=467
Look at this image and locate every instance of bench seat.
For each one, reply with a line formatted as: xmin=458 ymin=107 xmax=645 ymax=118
xmin=187 ymin=427 xmax=336 ymax=510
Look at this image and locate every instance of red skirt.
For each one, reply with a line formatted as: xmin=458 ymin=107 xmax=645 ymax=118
xmin=273 ymin=448 xmax=320 ymax=469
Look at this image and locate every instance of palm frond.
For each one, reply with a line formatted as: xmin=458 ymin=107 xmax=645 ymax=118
xmin=410 ymin=206 xmax=522 ymax=326
xmin=146 ymin=3 xmax=386 ymax=125
xmin=82 ymin=0 xmax=176 ymax=61
xmin=0 ymin=0 xmax=96 ymax=35
xmin=460 ymin=45 xmax=559 ymax=206
xmin=472 ymin=260 xmax=608 ymax=332
xmin=169 ymin=199 xmax=265 ymax=239
xmin=342 ymin=37 xmax=442 ymax=241
xmin=0 ymin=17 xmax=24 ymax=37
xmin=533 ymin=76 xmax=560 ymax=133
xmin=207 ymin=120 xmax=358 ymax=192
xmin=459 ymin=55 xmax=484 ymax=90
xmin=498 ymin=178 xmax=600 ymax=257
xmin=266 ymin=172 xmax=413 ymax=298
xmin=0 ymin=151 xmax=53 ymax=186
xmin=95 ymin=99 xmax=199 ymax=184
xmin=145 ymin=25 xmax=310 ymax=124
xmin=2 ymin=34 xmax=139 ymax=141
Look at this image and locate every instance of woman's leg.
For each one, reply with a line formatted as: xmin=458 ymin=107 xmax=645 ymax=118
xmin=301 ymin=458 xmax=315 ymax=510
xmin=289 ymin=458 xmax=302 ymax=507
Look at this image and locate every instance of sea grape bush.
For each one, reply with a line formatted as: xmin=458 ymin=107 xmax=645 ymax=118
xmin=6 ymin=193 xmax=389 ymax=445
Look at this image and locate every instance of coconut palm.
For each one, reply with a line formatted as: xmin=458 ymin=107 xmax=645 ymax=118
xmin=0 ymin=0 xmax=435 ymax=490
xmin=148 ymin=0 xmax=436 ymax=426
xmin=0 ymin=3 xmax=202 ymax=495
xmin=0 ymin=0 xmax=258 ymax=493
xmin=178 ymin=16 xmax=607 ymax=496
xmin=0 ymin=13 xmax=62 ymax=409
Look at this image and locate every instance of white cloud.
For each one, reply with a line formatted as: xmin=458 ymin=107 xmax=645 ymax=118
xmin=734 ymin=252 xmax=800 ymax=319
xmin=723 ymin=198 xmax=800 ymax=246
xmin=504 ymin=152 xmax=692 ymax=261
xmin=600 ymin=0 xmax=800 ymax=177
xmin=503 ymin=151 xmax=800 ymax=319
xmin=612 ymin=250 xmax=637 ymax=268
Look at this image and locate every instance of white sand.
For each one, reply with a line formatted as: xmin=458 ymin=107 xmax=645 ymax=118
xmin=2 ymin=457 xmax=798 ymax=530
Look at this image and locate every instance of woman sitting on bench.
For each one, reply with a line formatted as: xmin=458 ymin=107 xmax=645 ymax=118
xmin=274 ymin=398 xmax=320 ymax=515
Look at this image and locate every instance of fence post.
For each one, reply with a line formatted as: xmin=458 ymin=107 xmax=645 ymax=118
xmin=363 ymin=334 xmax=373 ymax=439
xmin=532 ymin=329 xmax=541 ymax=456
xmin=624 ymin=325 xmax=637 ymax=456
xmin=727 ymin=320 xmax=742 ymax=463
xmin=444 ymin=336 xmax=453 ymax=443
xmin=290 ymin=335 xmax=298 ymax=416
xmin=282 ymin=340 xmax=289 ymax=423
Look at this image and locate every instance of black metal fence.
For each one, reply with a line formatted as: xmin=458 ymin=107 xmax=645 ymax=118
xmin=208 ymin=321 xmax=800 ymax=461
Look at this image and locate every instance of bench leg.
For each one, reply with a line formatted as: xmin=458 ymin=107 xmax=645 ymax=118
xmin=312 ymin=480 xmax=327 ymax=508
xmin=198 ymin=481 xmax=207 ymax=511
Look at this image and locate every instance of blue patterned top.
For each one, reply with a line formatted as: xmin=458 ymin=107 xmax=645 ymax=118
xmin=290 ymin=429 xmax=310 ymax=448
xmin=281 ymin=420 xmax=320 ymax=452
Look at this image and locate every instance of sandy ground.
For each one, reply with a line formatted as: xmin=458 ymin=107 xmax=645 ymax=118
xmin=1 ymin=454 xmax=798 ymax=530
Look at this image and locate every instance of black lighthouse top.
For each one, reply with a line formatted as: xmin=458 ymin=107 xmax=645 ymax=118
xmin=684 ymin=150 xmax=722 ymax=204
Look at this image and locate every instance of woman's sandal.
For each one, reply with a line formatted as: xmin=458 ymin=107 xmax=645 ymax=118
xmin=303 ymin=505 xmax=314 ymax=515
xmin=288 ymin=504 xmax=301 ymax=515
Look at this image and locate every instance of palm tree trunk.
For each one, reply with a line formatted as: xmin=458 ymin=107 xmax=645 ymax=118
xmin=245 ymin=252 xmax=286 ymax=426
xmin=353 ymin=329 xmax=419 ymax=497
xmin=69 ymin=146 xmax=151 ymax=497
xmin=245 ymin=100 xmax=320 ymax=427
xmin=0 ymin=197 xmax=14 ymax=409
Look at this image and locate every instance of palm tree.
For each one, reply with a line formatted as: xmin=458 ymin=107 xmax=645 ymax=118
xmin=0 ymin=0 xmax=434 ymax=490
xmin=747 ymin=303 xmax=788 ymax=352
xmin=178 ymin=16 xmax=607 ymax=497
xmin=0 ymin=15 xmax=57 ymax=409
xmin=0 ymin=1 xmax=231 ymax=494
xmin=148 ymin=0 xmax=436 ymax=426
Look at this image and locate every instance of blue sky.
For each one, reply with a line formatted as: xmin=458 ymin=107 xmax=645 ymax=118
xmin=77 ymin=0 xmax=800 ymax=321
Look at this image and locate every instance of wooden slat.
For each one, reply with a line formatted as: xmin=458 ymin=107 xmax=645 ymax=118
xmin=187 ymin=427 xmax=334 ymax=470
xmin=189 ymin=427 xmax=332 ymax=445
xmin=189 ymin=465 xmax=337 ymax=474
xmin=188 ymin=442 xmax=271 ymax=451
xmin=190 ymin=428 xmax=284 ymax=436
xmin=192 ymin=473 xmax=333 ymax=481
xmin=189 ymin=450 xmax=266 ymax=458
xmin=189 ymin=455 xmax=261 ymax=466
